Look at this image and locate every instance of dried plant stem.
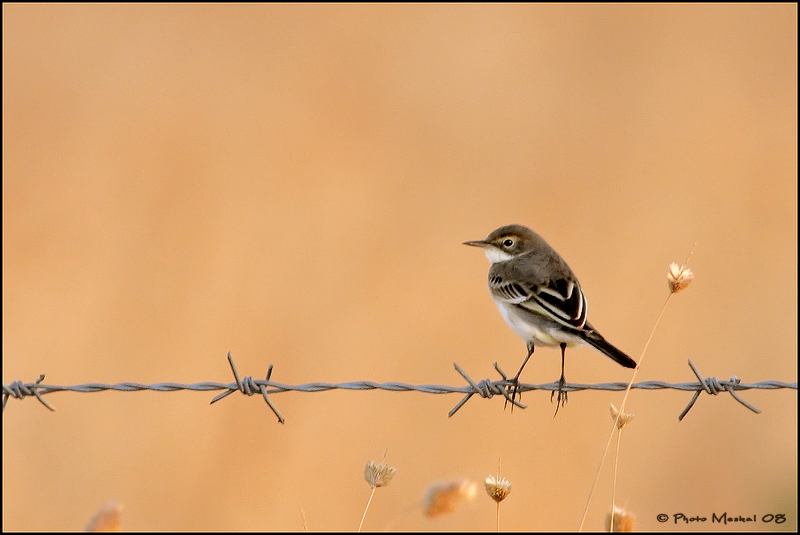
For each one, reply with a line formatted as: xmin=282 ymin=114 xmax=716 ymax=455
xmin=358 ymin=488 xmax=377 ymax=532
xmin=580 ymin=247 xmax=696 ymax=531
xmin=610 ymin=427 xmax=624 ymax=531
xmin=486 ymin=457 xmax=511 ymax=531
xmin=496 ymin=456 xmax=501 ymax=532
xmin=300 ymin=507 xmax=308 ymax=532
xmin=578 ymin=292 xmax=673 ymax=531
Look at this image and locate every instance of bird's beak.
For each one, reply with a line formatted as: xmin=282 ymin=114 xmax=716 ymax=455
xmin=463 ymin=239 xmax=489 ymax=248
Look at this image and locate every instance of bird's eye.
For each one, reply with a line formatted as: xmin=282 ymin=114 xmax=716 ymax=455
xmin=503 ymin=238 xmax=514 ymax=248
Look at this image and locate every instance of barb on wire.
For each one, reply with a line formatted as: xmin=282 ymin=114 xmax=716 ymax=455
xmin=449 ymin=362 xmax=524 ymax=416
xmin=677 ymin=359 xmax=763 ymax=421
xmin=2 ymin=374 xmax=54 ymax=412
xmin=209 ymin=352 xmax=285 ymax=424
xmin=2 ymin=354 xmax=796 ymax=421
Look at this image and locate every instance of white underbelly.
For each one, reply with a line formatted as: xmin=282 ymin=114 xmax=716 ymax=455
xmin=493 ymin=298 xmax=582 ymax=348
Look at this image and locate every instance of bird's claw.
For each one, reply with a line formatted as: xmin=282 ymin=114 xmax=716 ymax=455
xmin=550 ymin=376 xmax=568 ymax=417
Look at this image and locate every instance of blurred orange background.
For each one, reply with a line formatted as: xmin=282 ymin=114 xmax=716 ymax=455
xmin=3 ymin=4 xmax=796 ymax=531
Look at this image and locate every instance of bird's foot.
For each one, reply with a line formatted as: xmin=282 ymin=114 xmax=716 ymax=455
xmin=550 ymin=375 xmax=568 ymax=417
xmin=504 ymin=373 xmax=524 ymax=412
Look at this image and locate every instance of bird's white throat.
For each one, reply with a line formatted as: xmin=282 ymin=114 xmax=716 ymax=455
xmin=483 ymin=247 xmax=514 ymax=264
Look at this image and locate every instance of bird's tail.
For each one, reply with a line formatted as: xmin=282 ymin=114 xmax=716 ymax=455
xmin=579 ymin=327 xmax=637 ymax=369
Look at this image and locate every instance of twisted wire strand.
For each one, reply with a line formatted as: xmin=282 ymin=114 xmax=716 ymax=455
xmin=3 ymin=354 xmax=796 ymax=422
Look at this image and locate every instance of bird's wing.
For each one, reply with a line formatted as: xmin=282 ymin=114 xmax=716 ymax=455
xmin=488 ymin=272 xmax=587 ymax=329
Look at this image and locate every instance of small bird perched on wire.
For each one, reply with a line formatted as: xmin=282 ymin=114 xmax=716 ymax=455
xmin=464 ymin=224 xmax=636 ymax=415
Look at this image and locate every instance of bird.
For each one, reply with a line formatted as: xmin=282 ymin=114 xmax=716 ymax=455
xmin=464 ymin=224 xmax=636 ymax=414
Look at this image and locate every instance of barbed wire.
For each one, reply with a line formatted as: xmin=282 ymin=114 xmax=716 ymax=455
xmin=2 ymin=353 xmax=796 ymax=423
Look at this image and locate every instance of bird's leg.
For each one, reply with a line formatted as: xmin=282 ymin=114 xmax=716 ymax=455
xmin=551 ymin=343 xmax=568 ymax=417
xmin=506 ymin=344 xmax=534 ymax=411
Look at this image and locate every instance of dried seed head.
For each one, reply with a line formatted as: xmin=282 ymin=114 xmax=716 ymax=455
xmin=484 ymin=475 xmax=512 ymax=503
xmin=364 ymin=460 xmax=396 ymax=488
xmin=85 ymin=500 xmax=124 ymax=532
xmin=605 ymin=505 xmax=636 ymax=532
xmin=667 ymin=262 xmax=694 ymax=294
xmin=422 ymin=479 xmax=478 ymax=517
xmin=610 ymin=403 xmax=635 ymax=429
